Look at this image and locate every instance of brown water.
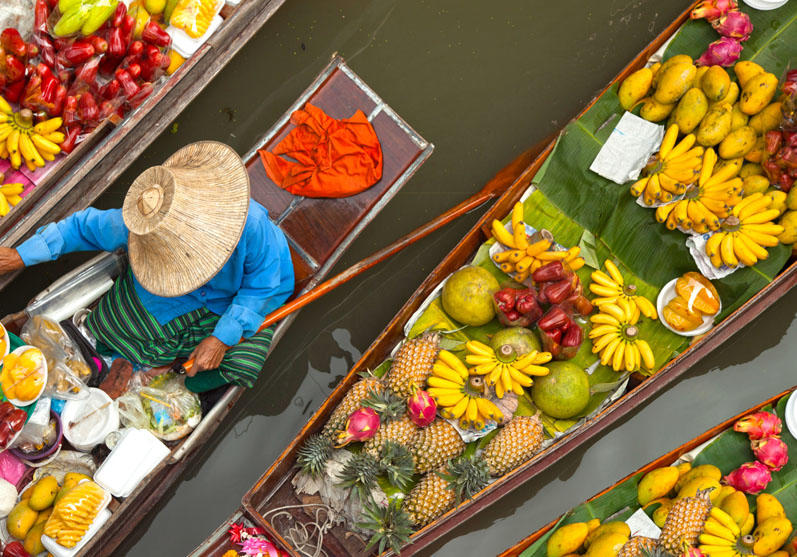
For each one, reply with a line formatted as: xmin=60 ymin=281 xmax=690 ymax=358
xmin=3 ymin=0 xmax=797 ymax=555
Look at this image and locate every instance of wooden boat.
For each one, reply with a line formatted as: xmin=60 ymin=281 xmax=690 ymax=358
xmin=0 ymin=55 xmax=433 ymax=557
xmin=189 ymin=2 xmax=797 ymax=556
xmin=0 ymin=0 xmax=289 ymax=292
xmin=499 ymin=386 xmax=797 ymax=557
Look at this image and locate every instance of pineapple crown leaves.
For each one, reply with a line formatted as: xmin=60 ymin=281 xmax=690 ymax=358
xmin=435 ymin=455 xmax=490 ymax=504
xmin=641 ymin=545 xmax=677 ymax=557
xmin=357 ymin=498 xmax=413 ymax=556
xmin=296 ymin=434 xmax=332 ymax=478
xmin=335 ymin=451 xmax=382 ymax=502
xmin=378 ymin=441 xmax=416 ymax=491
xmin=361 ymin=388 xmax=406 ymax=423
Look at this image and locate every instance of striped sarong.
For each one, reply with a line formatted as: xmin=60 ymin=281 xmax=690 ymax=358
xmin=85 ymin=270 xmax=274 ymax=391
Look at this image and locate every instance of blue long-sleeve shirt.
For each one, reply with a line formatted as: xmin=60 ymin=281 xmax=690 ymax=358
xmin=16 ymin=200 xmax=295 ymax=346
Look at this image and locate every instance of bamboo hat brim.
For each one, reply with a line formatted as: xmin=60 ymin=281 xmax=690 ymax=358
xmin=122 ymin=141 xmax=251 ymax=297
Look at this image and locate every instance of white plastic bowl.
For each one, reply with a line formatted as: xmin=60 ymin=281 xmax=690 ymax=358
xmin=62 ymin=388 xmax=119 ymax=452
xmin=785 ymin=390 xmax=797 ymax=440
xmin=656 ymin=278 xmax=721 ymax=337
xmin=742 ymin=0 xmax=789 ymax=10
xmin=3 ymin=345 xmax=48 ymax=407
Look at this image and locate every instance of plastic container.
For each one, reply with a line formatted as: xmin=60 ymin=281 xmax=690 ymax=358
xmin=3 ymin=345 xmax=48 ymax=407
xmin=656 ymin=279 xmax=721 ymax=337
xmin=41 ymin=493 xmax=112 ymax=557
xmin=93 ymin=428 xmax=169 ymax=497
xmin=785 ymin=389 xmax=797 ymax=440
xmin=167 ymin=14 xmax=223 ymax=58
xmin=10 ymin=410 xmax=63 ymax=462
xmin=62 ymin=388 xmax=119 ymax=452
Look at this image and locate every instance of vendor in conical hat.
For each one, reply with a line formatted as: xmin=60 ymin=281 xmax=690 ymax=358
xmin=0 ymin=141 xmax=294 ymax=393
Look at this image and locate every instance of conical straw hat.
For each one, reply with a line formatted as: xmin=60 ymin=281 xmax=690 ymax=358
xmin=122 ymin=141 xmax=250 ymax=297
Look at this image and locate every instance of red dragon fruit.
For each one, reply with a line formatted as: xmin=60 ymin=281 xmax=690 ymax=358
xmin=751 ymin=436 xmax=789 ymax=471
xmin=335 ymin=407 xmax=380 ymax=446
xmin=724 ymin=461 xmax=772 ymax=494
xmin=407 ymin=389 xmax=437 ymax=427
xmin=696 ymin=37 xmax=743 ymax=67
xmin=712 ymin=11 xmax=753 ymax=41
xmin=734 ymin=411 xmax=783 ymax=440
xmin=691 ymin=0 xmax=738 ymax=21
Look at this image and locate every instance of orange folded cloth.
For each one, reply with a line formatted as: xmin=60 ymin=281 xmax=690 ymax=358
xmin=260 ymin=103 xmax=383 ymax=198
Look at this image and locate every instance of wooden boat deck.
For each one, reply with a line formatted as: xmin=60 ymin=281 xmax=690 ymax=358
xmin=1 ymin=55 xmax=432 ymax=557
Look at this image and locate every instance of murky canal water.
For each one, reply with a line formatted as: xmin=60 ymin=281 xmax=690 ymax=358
xmin=3 ymin=0 xmax=795 ymax=555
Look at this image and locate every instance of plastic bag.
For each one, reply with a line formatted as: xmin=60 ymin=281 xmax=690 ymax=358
xmin=21 ymin=316 xmax=89 ymax=400
xmin=0 ymin=450 xmax=27 ymax=486
xmin=48 ymin=0 xmax=119 ymax=38
xmin=116 ymin=372 xmax=201 ymax=441
xmin=13 ymin=397 xmax=52 ymax=453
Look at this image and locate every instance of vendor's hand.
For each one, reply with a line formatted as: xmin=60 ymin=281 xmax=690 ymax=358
xmin=0 ymin=247 xmax=24 ymax=274
xmin=187 ymin=336 xmax=228 ymax=376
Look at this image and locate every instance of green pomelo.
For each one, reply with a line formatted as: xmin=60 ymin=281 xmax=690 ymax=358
xmin=531 ymin=361 xmax=590 ymax=419
xmin=490 ymin=327 xmax=541 ymax=357
xmin=441 ymin=266 xmax=500 ymax=326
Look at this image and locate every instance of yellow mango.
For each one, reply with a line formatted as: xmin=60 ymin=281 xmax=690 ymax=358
xmin=676 ymin=477 xmax=721 ymax=501
xmin=28 ymin=476 xmax=58 ymax=511
xmin=547 ymin=522 xmax=591 ymax=557
xmin=676 ymin=462 xmax=692 ymax=478
xmin=713 ymin=485 xmax=738 ymax=508
xmin=740 ymin=73 xmax=779 ymax=116
xmin=745 ymin=135 xmax=767 ymax=163
xmin=734 ymin=61 xmax=765 ymax=88
xmin=619 ymin=68 xmax=654 ymax=111
xmin=587 ymin=518 xmax=601 ymax=532
xmin=640 ymin=97 xmax=676 ymax=122
xmin=749 ymin=103 xmax=783 ymax=135
xmin=34 ymin=507 xmax=51 ymax=525
xmin=711 ymin=81 xmax=740 ymax=108
xmin=652 ymin=499 xmax=674 ymax=528
xmin=672 ymin=87 xmax=709 ymax=133
xmin=654 ymin=63 xmax=697 ymax=104
xmin=697 ymin=103 xmax=733 ymax=146
xmin=757 ymin=493 xmax=786 ymax=524
xmin=638 ymin=466 xmax=680 ymax=505
xmin=770 ymin=552 xmax=790 ymax=557
xmin=655 ymin=55 xmax=694 ymax=87
xmin=778 ymin=211 xmax=797 ymax=245
xmin=768 ymin=190 xmax=788 ymax=215
xmin=741 ymin=163 xmax=764 ymax=178
xmin=787 ymin=188 xmax=797 ymax=210
xmin=23 ymin=521 xmax=45 ymax=555
xmin=731 ymin=102 xmax=750 ymax=131
xmin=675 ymin=464 xmax=722 ymax=491
xmin=586 ymin=522 xmax=631 ymax=548
xmin=585 ymin=533 xmax=630 ymax=557
xmin=702 ymin=66 xmax=731 ymax=102
xmin=63 ymin=472 xmax=91 ymax=486
xmin=743 ymin=175 xmax=771 ymax=195
xmin=719 ymin=126 xmax=757 ymax=159
xmin=650 ymin=62 xmax=662 ymax=79
xmin=695 ymin=65 xmax=710 ymax=87
xmin=721 ymin=490 xmax=751 ymax=526
xmin=7 ymin=500 xmax=38 ymax=540
xmin=754 ymin=517 xmax=793 ymax=557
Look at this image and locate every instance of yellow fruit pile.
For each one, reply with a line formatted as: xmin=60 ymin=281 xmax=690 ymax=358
xmin=0 ymin=96 xmax=64 ymax=171
xmin=589 ymin=259 xmax=657 ymax=319
xmin=1 ymin=348 xmax=46 ymax=402
xmin=427 ymin=350 xmax=503 ymax=429
xmin=0 ymin=181 xmax=24 ymax=216
xmin=588 ymin=297 xmax=655 ymax=373
xmin=544 ymin=517 xmax=630 ymax=557
xmin=465 ymin=340 xmax=551 ymax=399
xmin=491 ymin=202 xmax=585 ymax=281
xmin=44 ymin=480 xmax=106 ymax=548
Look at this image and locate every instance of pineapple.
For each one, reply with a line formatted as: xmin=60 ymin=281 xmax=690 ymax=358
xmin=619 ymin=536 xmax=658 ymax=557
xmin=378 ymin=441 xmax=415 ymax=491
xmin=658 ymin=490 xmax=713 ymax=554
xmin=295 ymin=434 xmax=332 ymax=477
xmin=482 ymin=415 xmax=544 ymax=476
xmin=335 ymin=451 xmax=382 ymax=502
xmin=413 ymin=419 xmax=465 ymax=474
xmin=357 ymin=498 xmax=413 ymax=556
xmin=322 ymin=374 xmax=384 ymax=438
xmin=361 ymin=388 xmax=406 ymax=422
xmin=385 ymin=331 xmax=440 ymax=398
xmin=403 ymin=456 xmax=490 ymax=527
xmin=363 ymin=416 xmax=419 ymax=460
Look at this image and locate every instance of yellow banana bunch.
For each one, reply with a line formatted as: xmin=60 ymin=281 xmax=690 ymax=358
xmin=588 ymin=297 xmax=655 ymax=373
xmin=426 ymin=350 xmax=504 ymax=429
xmin=589 ymin=259 xmax=657 ymax=319
xmin=491 ymin=202 xmax=585 ymax=281
xmin=654 ymin=148 xmax=743 ymax=234
xmin=464 ymin=340 xmax=551 ymax=399
xmin=0 ymin=179 xmax=24 ymax=217
xmin=0 ymin=98 xmax=64 ymax=171
xmin=704 ymin=193 xmax=784 ymax=269
xmin=698 ymin=508 xmax=746 ymax=557
xmin=630 ymin=125 xmax=704 ymax=206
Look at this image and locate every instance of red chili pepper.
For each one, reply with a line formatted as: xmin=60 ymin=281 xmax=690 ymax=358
xmin=34 ymin=0 xmax=50 ymax=35
xmin=128 ymin=81 xmax=153 ymax=109
xmin=765 ymin=130 xmax=783 ymax=155
xmin=115 ymin=68 xmax=139 ymax=98
xmin=541 ymin=278 xmax=574 ymax=305
xmin=62 ymin=40 xmax=95 ymax=66
xmin=88 ymin=35 xmax=108 ymax=54
xmin=60 ymin=125 xmax=81 ymax=154
xmin=532 ymin=261 xmax=566 ymax=284
xmin=108 ymin=27 xmax=127 ymax=58
xmin=538 ymin=306 xmax=569 ymax=332
xmin=1 ymin=29 xmax=27 ymax=58
xmin=142 ymin=20 xmax=172 ymax=48
xmin=112 ymin=2 xmax=127 ymax=28
xmin=2 ymin=540 xmax=32 ymax=557
xmin=100 ymin=78 xmax=121 ymax=100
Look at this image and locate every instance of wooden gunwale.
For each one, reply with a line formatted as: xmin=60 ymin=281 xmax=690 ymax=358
xmin=0 ymin=0 xmax=288 ymax=292
xmin=226 ymin=2 xmax=797 ymax=555
xmin=498 ymin=386 xmax=797 ymax=557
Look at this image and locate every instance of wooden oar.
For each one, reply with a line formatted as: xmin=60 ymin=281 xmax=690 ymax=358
xmin=180 ymin=157 xmax=533 ymax=374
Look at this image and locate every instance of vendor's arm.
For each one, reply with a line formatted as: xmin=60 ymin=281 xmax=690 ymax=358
xmin=14 ymin=207 xmax=128 ymax=267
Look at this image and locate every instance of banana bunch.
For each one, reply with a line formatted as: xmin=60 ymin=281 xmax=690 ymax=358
xmin=698 ymin=507 xmax=746 ymax=557
xmin=589 ymin=297 xmax=655 ymax=373
xmin=705 ymin=193 xmax=784 ymax=269
xmin=630 ymin=125 xmax=703 ymax=206
xmin=0 ymin=179 xmax=24 ymax=217
xmin=589 ymin=259 xmax=657 ymax=319
xmin=0 ymin=96 xmax=65 ymax=171
xmin=464 ymin=340 xmax=551 ymax=399
xmin=654 ymin=148 xmax=743 ymax=233
xmin=426 ymin=350 xmax=504 ymax=429
xmin=491 ymin=202 xmax=585 ymax=281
